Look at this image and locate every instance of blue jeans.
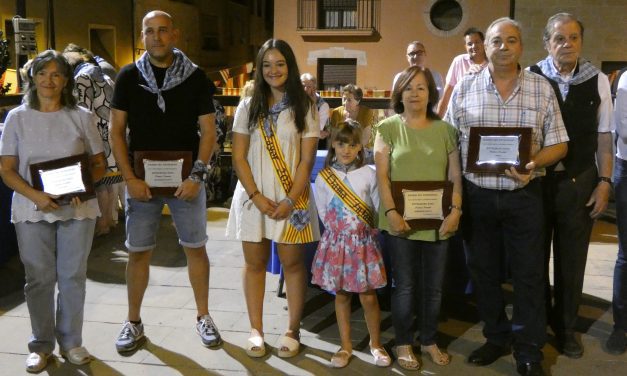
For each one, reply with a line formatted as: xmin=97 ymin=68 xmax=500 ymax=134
xmin=613 ymin=157 xmax=627 ymax=331
xmin=125 ymin=185 xmax=208 ymax=251
xmin=385 ymin=232 xmax=448 ymax=346
xmin=464 ymin=179 xmax=546 ymax=363
xmin=15 ymin=219 xmax=95 ymax=354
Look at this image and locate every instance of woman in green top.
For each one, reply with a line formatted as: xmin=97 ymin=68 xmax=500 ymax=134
xmin=373 ymin=66 xmax=462 ymax=370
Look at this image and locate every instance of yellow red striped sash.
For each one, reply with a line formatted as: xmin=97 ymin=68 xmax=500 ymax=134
xmin=319 ymin=167 xmax=374 ymax=227
xmin=258 ymin=118 xmax=313 ymax=243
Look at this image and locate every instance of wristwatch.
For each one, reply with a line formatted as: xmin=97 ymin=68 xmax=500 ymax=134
xmin=598 ymin=176 xmax=612 ymax=184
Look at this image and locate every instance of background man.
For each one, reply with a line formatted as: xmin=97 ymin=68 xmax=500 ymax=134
xmin=301 ymin=73 xmax=329 ymax=149
xmin=393 ymin=41 xmax=444 ymax=99
xmin=437 ymin=27 xmax=488 ymax=117
xmin=530 ymin=12 xmax=613 ymax=359
xmin=445 ymin=17 xmax=568 ymax=376
xmin=110 ymin=10 xmax=220 ymax=353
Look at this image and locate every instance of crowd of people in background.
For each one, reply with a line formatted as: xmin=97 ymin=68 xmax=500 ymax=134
xmin=1 ymin=8 xmax=627 ymax=376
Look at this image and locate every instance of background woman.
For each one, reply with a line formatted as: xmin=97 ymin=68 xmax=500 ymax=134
xmin=373 ymin=66 xmax=462 ymax=370
xmin=62 ymin=43 xmax=120 ymax=236
xmin=0 ymin=50 xmax=105 ymax=372
xmin=329 ymin=84 xmax=377 ymax=151
xmin=226 ymin=39 xmax=319 ymax=358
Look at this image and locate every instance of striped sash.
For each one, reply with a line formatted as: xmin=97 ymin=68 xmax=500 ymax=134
xmin=258 ymin=118 xmax=314 ymax=243
xmin=319 ymin=167 xmax=374 ymax=227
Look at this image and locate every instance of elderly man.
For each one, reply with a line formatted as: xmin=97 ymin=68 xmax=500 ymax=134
xmin=529 ymin=13 xmax=613 ymax=359
xmin=301 ymin=73 xmax=330 ymax=148
xmin=445 ymin=18 xmax=568 ymax=376
xmin=393 ymin=41 xmax=444 ymax=98
xmin=437 ymin=27 xmax=488 ymax=117
xmin=110 ymin=10 xmax=221 ymax=352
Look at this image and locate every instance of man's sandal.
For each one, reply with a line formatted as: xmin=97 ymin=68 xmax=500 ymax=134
xmin=396 ymin=344 xmax=421 ymax=371
xmin=421 ymin=344 xmax=450 ymax=365
xmin=277 ymin=330 xmax=300 ymax=358
xmin=245 ymin=329 xmax=266 ymax=358
xmin=25 ymin=352 xmax=50 ymax=373
xmin=330 ymin=348 xmax=352 ymax=368
xmin=370 ymin=346 xmax=392 ymax=367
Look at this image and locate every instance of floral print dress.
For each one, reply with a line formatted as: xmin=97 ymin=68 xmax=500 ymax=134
xmin=311 ymin=166 xmax=386 ymax=293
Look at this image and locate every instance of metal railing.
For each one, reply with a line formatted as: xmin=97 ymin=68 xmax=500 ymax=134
xmin=297 ymin=0 xmax=379 ymax=32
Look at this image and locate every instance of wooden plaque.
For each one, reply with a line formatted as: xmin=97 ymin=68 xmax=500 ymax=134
xmin=391 ymin=180 xmax=453 ymax=230
xmin=466 ymin=126 xmax=532 ymax=174
xmin=133 ymin=151 xmax=193 ymax=196
xmin=29 ymin=153 xmax=95 ymax=204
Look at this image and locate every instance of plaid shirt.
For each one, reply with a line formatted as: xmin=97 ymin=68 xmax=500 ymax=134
xmin=445 ymin=68 xmax=568 ymax=190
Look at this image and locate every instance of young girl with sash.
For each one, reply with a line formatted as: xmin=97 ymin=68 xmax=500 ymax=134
xmin=226 ymin=39 xmax=320 ymax=358
xmin=311 ymin=123 xmax=391 ymax=368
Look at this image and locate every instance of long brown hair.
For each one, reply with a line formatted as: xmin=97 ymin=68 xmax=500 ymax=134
xmin=248 ymin=39 xmax=312 ymax=132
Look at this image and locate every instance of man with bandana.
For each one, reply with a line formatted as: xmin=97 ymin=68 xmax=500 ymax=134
xmin=110 ymin=10 xmax=220 ymax=352
xmin=530 ymin=13 xmax=613 ymax=359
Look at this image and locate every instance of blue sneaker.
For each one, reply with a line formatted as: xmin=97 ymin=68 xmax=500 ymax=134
xmin=115 ymin=321 xmax=145 ymax=353
xmin=196 ymin=314 xmax=222 ymax=347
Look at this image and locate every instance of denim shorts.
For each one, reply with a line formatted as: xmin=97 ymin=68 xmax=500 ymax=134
xmin=125 ymin=186 xmax=208 ymax=252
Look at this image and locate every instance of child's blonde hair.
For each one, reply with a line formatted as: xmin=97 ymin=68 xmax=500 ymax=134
xmin=324 ymin=120 xmax=366 ymax=168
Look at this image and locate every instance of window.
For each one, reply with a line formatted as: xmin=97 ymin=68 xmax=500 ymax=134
xmin=297 ymin=0 xmax=379 ymax=36
xmin=429 ymin=0 xmax=463 ymax=32
xmin=317 ymin=58 xmax=357 ymax=91
xmin=319 ymin=0 xmax=357 ymax=29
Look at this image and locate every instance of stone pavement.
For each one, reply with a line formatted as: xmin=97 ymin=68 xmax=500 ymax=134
xmin=0 ymin=207 xmax=626 ymax=375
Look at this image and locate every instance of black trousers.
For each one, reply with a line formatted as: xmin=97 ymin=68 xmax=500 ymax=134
xmin=465 ymin=179 xmax=546 ymax=363
xmin=542 ymin=167 xmax=596 ymax=336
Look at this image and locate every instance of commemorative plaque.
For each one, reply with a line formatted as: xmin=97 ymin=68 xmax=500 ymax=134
xmin=466 ymin=127 xmax=532 ymax=174
xmin=133 ymin=151 xmax=192 ymax=195
xmin=29 ymin=153 xmax=95 ymax=204
xmin=391 ymin=181 xmax=453 ymax=230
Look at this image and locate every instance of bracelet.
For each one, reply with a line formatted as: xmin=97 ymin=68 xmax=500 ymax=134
xmin=248 ymin=190 xmax=260 ymax=200
xmin=282 ymin=196 xmax=295 ymax=207
xmin=598 ymin=176 xmax=612 ymax=184
xmin=450 ymin=204 xmax=463 ymax=214
xmin=384 ymin=208 xmax=397 ymax=216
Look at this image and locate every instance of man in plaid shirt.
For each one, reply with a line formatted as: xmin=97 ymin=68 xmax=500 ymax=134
xmin=445 ymin=17 xmax=568 ymax=376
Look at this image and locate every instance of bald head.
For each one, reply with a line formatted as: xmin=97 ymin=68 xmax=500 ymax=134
xmin=141 ymin=10 xmax=178 ymax=66
xmin=142 ymin=10 xmax=173 ymax=29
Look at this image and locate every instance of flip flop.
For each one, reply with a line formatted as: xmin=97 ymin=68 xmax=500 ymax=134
xmin=396 ymin=344 xmax=421 ymax=371
xmin=421 ymin=344 xmax=450 ymax=365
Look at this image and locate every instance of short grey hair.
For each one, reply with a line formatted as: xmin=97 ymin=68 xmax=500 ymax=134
xmin=300 ymin=72 xmax=317 ymax=85
xmin=542 ymin=13 xmax=584 ymax=44
xmin=485 ymin=17 xmax=523 ymax=41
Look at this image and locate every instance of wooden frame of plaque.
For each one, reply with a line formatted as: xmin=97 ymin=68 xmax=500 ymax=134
xmin=466 ymin=126 xmax=532 ymax=174
xmin=29 ymin=153 xmax=95 ymax=204
xmin=391 ymin=181 xmax=453 ymax=230
xmin=133 ymin=151 xmax=193 ymax=196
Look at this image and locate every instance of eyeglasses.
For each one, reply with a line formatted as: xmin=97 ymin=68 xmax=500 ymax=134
xmin=407 ymin=50 xmax=426 ymax=57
